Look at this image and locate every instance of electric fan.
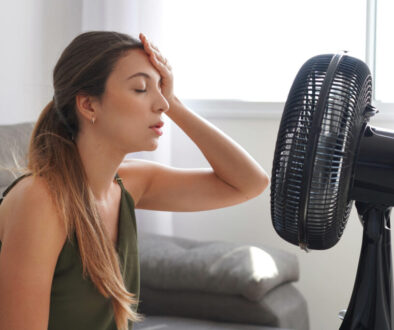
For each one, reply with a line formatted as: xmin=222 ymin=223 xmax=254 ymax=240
xmin=270 ymin=53 xmax=393 ymax=329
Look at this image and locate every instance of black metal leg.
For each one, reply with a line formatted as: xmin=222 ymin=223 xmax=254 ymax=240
xmin=339 ymin=203 xmax=393 ymax=330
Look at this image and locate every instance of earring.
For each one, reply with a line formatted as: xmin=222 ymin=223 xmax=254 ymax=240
xmin=91 ymin=117 xmax=95 ymax=124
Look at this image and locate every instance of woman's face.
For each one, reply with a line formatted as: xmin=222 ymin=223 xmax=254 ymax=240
xmin=94 ymin=48 xmax=169 ymax=153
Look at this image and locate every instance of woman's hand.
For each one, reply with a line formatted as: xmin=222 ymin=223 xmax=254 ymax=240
xmin=139 ymin=33 xmax=175 ymax=104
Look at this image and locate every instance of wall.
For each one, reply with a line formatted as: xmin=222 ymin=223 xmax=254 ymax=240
xmin=0 ymin=0 xmax=82 ymax=125
xmin=169 ymin=113 xmax=394 ymax=330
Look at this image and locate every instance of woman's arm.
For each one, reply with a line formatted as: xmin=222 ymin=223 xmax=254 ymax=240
xmin=165 ymin=96 xmax=269 ymax=195
xmin=120 ymin=36 xmax=269 ymax=212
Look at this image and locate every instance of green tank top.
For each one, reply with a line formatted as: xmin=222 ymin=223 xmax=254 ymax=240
xmin=0 ymin=173 xmax=140 ymax=330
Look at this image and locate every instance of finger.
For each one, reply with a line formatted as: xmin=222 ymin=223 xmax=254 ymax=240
xmin=150 ymin=54 xmax=172 ymax=73
xmin=139 ymin=33 xmax=150 ymax=49
xmin=146 ymin=42 xmax=165 ymax=59
xmin=154 ymin=52 xmax=168 ymax=65
xmin=147 ymin=46 xmax=170 ymax=66
xmin=140 ymin=34 xmax=155 ymax=55
xmin=152 ymin=55 xmax=171 ymax=72
xmin=149 ymin=43 xmax=160 ymax=52
xmin=139 ymin=34 xmax=157 ymax=51
xmin=145 ymin=42 xmax=162 ymax=57
xmin=150 ymin=47 xmax=169 ymax=65
xmin=140 ymin=37 xmax=171 ymax=69
xmin=139 ymin=32 xmax=149 ymax=43
xmin=141 ymin=38 xmax=153 ymax=54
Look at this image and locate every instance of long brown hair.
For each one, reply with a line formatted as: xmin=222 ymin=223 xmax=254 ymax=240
xmin=27 ymin=31 xmax=145 ymax=329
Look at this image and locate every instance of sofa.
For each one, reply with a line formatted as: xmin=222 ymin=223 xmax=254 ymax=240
xmin=0 ymin=122 xmax=309 ymax=330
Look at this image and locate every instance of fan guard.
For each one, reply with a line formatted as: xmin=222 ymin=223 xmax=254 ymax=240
xmin=271 ymin=53 xmax=373 ymax=250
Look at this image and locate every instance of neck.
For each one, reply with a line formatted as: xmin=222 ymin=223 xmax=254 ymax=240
xmin=75 ymin=130 xmax=125 ymax=202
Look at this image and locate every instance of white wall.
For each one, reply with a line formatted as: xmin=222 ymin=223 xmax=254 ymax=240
xmin=0 ymin=0 xmax=82 ymax=125
xmin=169 ymin=113 xmax=394 ymax=330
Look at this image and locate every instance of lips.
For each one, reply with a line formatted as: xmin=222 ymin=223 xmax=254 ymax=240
xmin=149 ymin=121 xmax=164 ymax=128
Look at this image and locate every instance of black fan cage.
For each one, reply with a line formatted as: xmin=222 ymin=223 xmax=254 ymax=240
xmin=271 ymin=54 xmax=372 ymax=250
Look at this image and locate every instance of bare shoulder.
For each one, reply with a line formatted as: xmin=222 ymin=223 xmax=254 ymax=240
xmin=0 ymin=175 xmax=67 ymax=329
xmin=0 ymin=174 xmax=66 ymax=246
xmin=117 ymin=158 xmax=153 ymax=206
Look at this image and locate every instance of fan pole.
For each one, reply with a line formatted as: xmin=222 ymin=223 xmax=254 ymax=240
xmin=340 ymin=202 xmax=393 ymax=330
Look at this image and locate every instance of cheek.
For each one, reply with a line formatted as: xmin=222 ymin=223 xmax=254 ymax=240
xmin=104 ymin=86 xmax=135 ymax=107
xmin=101 ymin=97 xmax=134 ymax=124
xmin=99 ymin=90 xmax=150 ymax=132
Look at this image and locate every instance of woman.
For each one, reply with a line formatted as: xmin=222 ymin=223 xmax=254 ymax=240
xmin=0 ymin=31 xmax=269 ymax=330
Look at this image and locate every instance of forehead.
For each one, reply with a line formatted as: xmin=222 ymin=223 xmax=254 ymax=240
xmin=110 ymin=48 xmax=161 ymax=83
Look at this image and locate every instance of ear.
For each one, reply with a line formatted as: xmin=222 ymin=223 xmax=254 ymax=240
xmin=75 ymin=93 xmax=100 ymax=122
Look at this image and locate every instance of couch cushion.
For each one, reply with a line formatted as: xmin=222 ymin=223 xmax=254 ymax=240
xmin=138 ymin=232 xmax=299 ymax=302
xmin=0 ymin=122 xmax=35 ymax=191
xmin=138 ymin=284 xmax=308 ymax=330
xmin=133 ymin=315 xmax=290 ymax=330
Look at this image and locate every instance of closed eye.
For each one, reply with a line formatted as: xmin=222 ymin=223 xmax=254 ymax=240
xmin=135 ymin=89 xmax=147 ymax=93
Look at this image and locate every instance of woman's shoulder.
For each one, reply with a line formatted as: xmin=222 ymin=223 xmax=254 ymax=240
xmin=0 ymin=175 xmax=67 ymax=329
xmin=0 ymin=174 xmax=65 ymax=245
xmin=0 ymin=174 xmax=49 ymax=216
xmin=117 ymin=159 xmax=152 ymax=207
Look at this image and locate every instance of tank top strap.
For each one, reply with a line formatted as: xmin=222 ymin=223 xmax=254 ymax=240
xmin=1 ymin=173 xmax=33 ymax=203
xmin=114 ymin=172 xmax=136 ymax=210
xmin=114 ymin=172 xmax=126 ymax=191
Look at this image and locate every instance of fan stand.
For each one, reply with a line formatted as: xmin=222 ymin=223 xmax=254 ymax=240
xmin=339 ymin=202 xmax=393 ymax=329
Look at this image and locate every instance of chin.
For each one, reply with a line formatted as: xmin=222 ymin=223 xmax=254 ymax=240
xmin=148 ymin=142 xmax=159 ymax=151
xmin=143 ymin=139 xmax=159 ymax=151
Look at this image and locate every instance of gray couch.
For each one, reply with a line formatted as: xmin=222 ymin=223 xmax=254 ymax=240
xmin=0 ymin=122 xmax=309 ymax=330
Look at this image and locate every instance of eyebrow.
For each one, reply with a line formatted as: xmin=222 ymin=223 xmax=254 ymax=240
xmin=126 ymin=72 xmax=151 ymax=80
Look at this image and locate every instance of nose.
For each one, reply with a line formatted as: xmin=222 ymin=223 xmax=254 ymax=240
xmin=155 ymin=91 xmax=170 ymax=113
